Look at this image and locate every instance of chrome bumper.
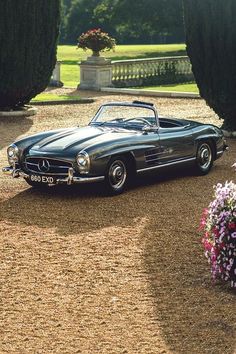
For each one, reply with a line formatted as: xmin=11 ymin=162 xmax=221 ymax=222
xmin=223 ymin=144 xmax=229 ymax=151
xmin=216 ymin=144 xmax=229 ymax=159
xmin=2 ymin=166 xmax=105 ymax=185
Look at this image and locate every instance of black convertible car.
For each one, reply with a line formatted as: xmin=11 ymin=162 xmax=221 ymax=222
xmin=3 ymin=101 xmax=227 ymax=194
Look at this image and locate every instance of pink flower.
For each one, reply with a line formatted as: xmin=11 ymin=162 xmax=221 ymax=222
xmin=200 ymin=178 xmax=236 ymax=288
xmin=228 ymin=222 xmax=236 ymax=231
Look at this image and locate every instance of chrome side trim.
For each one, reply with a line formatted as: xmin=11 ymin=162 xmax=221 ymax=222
xmin=145 ymin=152 xmax=162 ymax=158
xmin=137 ymin=157 xmax=196 ymax=173
xmin=145 ymin=157 xmax=159 ymax=163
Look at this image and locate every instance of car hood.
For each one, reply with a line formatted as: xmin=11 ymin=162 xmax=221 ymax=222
xmin=30 ymin=125 xmax=139 ymax=154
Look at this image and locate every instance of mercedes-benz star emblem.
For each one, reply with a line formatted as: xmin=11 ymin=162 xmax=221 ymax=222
xmin=38 ymin=159 xmax=50 ymax=172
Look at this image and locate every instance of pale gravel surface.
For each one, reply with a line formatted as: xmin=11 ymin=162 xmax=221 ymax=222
xmin=0 ymin=90 xmax=235 ymax=354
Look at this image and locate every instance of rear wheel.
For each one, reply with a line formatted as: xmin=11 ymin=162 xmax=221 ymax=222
xmin=195 ymin=142 xmax=214 ymax=175
xmin=105 ymin=156 xmax=128 ymax=195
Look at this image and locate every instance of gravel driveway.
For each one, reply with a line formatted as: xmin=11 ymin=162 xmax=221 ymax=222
xmin=0 ymin=92 xmax=235 ymax=354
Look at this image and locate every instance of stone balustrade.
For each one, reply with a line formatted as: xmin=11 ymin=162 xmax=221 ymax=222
xmin=111 ymin=56 xmax=194 ymax=87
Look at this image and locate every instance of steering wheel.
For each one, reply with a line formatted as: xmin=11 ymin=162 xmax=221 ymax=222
xmin=123 ymin=118 xmax=152 ymax=126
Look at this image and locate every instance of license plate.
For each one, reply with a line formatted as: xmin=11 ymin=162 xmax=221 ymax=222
xmin=30 ymin=174 xmax=56 ymax=184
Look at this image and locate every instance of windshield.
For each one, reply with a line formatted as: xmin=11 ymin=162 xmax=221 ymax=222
xmin=91 ymin=104 xmax=157 ymax=129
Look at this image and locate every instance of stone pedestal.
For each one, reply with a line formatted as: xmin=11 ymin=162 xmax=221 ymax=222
xmin=50 ymin=61 xmax=63 ymax=87
xmin=79 ymin=56 xmax=113 ymax=91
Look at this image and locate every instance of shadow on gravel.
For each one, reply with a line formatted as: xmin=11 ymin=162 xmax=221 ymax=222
xmin=0 ymin=167 xmax=195 ymax=235
xmin=0 ymin=163 xmax=229 ymax=236
xmin=142 ymin=143 xmax=236 ymax=354
xmin=144 ymin=228 xmax=236 ymax=354
xmin=0 ymin=116 xmax=33 ymax=149
xmin=0 ymin=146 xmax=235 ymax=353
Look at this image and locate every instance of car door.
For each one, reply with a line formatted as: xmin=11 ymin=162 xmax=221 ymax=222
xmin=157 ymin=125 xmax=195 ymax=165
xmin=136 ymin=124 xmax=195 ymax=172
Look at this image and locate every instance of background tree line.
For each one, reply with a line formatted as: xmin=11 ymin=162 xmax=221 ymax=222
xmin=60 ymin=0 xmax=185 ymax=44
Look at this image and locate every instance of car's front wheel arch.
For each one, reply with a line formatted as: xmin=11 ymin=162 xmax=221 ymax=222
xmin=107 ymin=152 xmax=136 ymax=177
xmin=104 ymin=152 xmax=137 ymax=195
xmin=123 ymin=152 xmax=137 ymax=177
xmin=206 ymin=138 xmax=216 ymax=160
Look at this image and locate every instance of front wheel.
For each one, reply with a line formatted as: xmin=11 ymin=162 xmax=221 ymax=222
xmin=105 ymin=156 xmax=128 ymax=195
xmin=195 ymin=142 xmax=214 ymax=175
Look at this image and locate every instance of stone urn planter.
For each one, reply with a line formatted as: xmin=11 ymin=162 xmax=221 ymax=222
xmin=77 ymin=29 xmax=116 ymax=91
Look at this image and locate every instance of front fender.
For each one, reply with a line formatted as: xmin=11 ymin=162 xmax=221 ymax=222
xmin=95 ymin=144 xmax=155 ymax=160
xmin=88 ymin=144 xmax=155 ymax=176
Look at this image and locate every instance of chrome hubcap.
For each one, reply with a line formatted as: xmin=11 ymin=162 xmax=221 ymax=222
xmin=198 ymin=144 xmax=212 ymax=169
xmin=108 ymin=160 xmax=127 ymax=189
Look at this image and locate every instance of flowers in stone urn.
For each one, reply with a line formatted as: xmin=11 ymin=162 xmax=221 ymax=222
xmin=77 ymin=28 xmax=116 ymax=57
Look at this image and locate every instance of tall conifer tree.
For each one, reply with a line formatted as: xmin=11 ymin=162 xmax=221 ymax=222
xmin=183 ymin=0 xmax=236 ymax=130
xmin=0 ymin=0 xmax=60 ymax=108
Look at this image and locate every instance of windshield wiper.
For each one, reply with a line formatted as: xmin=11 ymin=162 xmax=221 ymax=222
xmin=90 ymin=121 xmax=108 ymax=126
xmin=91 ymin=120 xmax=124 ymax=126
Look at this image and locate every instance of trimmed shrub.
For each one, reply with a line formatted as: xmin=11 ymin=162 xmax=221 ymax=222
xmin=0 ymin=0 xmax=60 ymax=108
xmin=183 ymin=0 xmax=236 ymax=130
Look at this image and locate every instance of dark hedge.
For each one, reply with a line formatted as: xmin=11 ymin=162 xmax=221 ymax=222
xmin=0 ymin=0 xmax=60 ymax=108
xmin=183 ymin=0 xmax=236 ymax=130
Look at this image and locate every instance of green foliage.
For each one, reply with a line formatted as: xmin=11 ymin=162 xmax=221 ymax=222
xmin=0 ymin=0 xmax=60 ymax=108
xmin=60 ymin=0 xmax=184 ymax=45
xmin=62 ymin=0 xmax=102 ymax=44
xmin=183 ymin=0 xmax=236 ymax=130
xmin=110 ymin=0 xmax=184 ymax=44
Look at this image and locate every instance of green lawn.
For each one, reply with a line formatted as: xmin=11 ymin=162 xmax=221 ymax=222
xmin=57 ymin=44 xmax=186 ymax=88
xmin=32 ymin=93 xmax=81 ymax=102
xmin=140 ymin=83 xmax=199 ymax=93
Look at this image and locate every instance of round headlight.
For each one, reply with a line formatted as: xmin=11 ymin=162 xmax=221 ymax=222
xmin=77 ymin=155 xmax=87 ymax=166
xmin=7 ymin=144 xmax=19 ymax=165
xmin=76 ymin=152 xmax=90 ymax=173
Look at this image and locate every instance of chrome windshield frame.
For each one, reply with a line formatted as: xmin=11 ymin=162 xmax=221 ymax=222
xmin=90 ymin=102 xmax=159 ymax=129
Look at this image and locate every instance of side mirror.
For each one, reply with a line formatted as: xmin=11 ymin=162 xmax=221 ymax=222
xmin=142 ymin=125 xmax=158 ymax=134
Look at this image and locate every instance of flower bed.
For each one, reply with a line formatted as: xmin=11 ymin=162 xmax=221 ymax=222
xmin=200 ymin=178 xmax=236 ymax=288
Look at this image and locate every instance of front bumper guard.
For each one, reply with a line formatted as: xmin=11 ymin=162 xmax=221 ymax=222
xmin=2 ymin=166 xmax=105 ymax=185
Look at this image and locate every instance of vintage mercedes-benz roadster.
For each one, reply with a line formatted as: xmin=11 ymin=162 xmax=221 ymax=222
xmin=3 ymin=101 xmax=228 ymax=194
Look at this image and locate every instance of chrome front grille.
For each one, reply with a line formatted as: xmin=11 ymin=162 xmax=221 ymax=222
xmin=24 ymin=157 xmax=72 ymax=175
